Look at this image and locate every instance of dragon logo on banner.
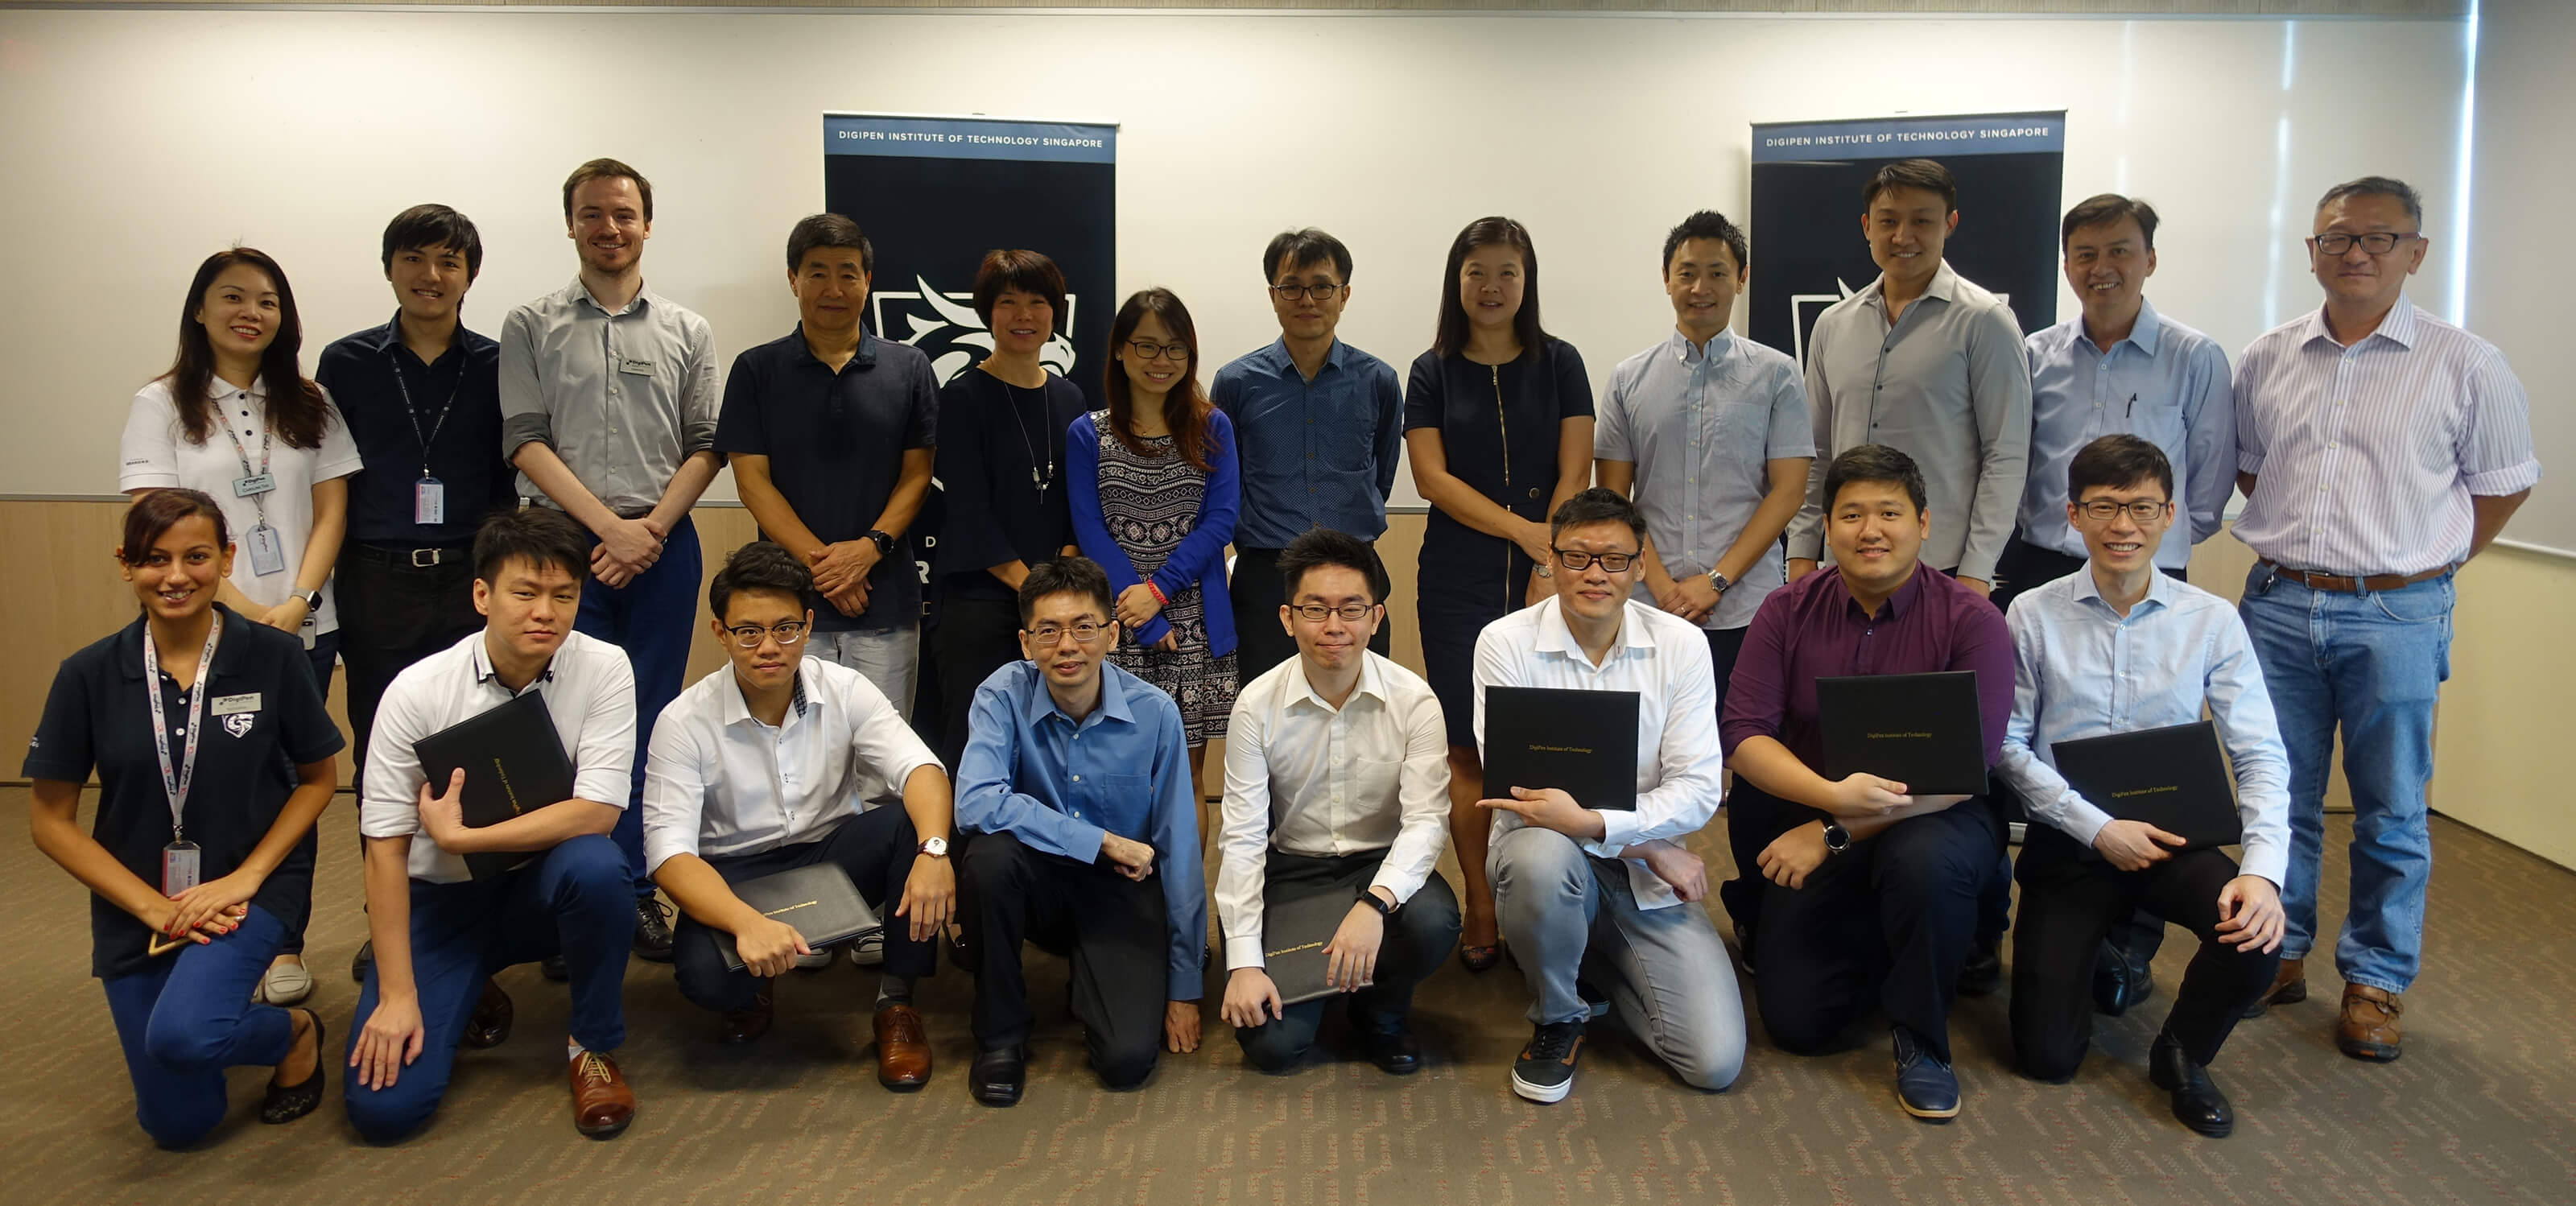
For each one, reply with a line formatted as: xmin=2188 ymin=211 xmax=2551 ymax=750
xmin=870 ymin=277 xmax=1083 ymax=386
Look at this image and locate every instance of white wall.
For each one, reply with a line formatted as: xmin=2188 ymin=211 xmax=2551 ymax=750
xmin=0 ymin=10 xmax=2465 ymax=506
xmin=2467 ymin=0 xmax=2572 ymax=558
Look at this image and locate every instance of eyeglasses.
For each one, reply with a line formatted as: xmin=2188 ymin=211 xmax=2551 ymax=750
xmin=2076 ymin=499 xmax=2171 ymax=523
xmin=1269 ymin=283 xmax=1343 ymax=302
xmin=2312 ymin=231 xmax=2418 ymax=256
xmin=1552 ymin=548 xmax=1639 ymax=573
xmin=1125 ymin=340 xmax=1189 ymax=362
xmin=724 ymin=621 xmax=809 ymax=649
xmin=1289 ymin=602 xmax=1379 ymax=622
xmin=1025 ymin=622 xmax=1110 ymax=645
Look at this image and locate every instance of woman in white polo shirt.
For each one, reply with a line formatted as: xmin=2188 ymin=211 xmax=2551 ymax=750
xmin=119 ymin=247 xmax=360 ymax=1008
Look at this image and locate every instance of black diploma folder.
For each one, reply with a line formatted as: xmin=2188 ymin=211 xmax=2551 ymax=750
xmin=2050 ymin=721 xmax=2242 ymax=852
xmin=1815 ymin=671 xmax=1988 ymax=798
xmin=411 ymin=688 xmax=576 ymax=880
xmin=1257 ymin=888 xmax=1370 ymax=1006
xmin=713 ymin=862 xmax=878 ymax=972
xmin=1482 ymin=686 xmax=1640 ymax=812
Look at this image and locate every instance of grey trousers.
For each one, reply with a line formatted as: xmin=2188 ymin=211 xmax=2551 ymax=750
xmin=1490 ymin=824 xmax=1746 ymax=1091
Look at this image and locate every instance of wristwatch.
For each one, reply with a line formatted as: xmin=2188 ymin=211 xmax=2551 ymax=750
xmin=1359 ymin=890 xmax=1398 ymax=918
xmin=1820 ymin=822 xmax=1852 ymax=857
xmin=917 ymin=836 xmax=949 ymax=858
xmin=865 ymin=529 xmax=898 ymax=556
xmin=1705 ymin=568 xmax=1733 ymax=594
xmin=296 ymin=587 xmax=324 ymax=612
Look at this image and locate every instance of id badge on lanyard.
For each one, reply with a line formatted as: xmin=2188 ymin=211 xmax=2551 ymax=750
xmin=224 ymin=419 xmax=287 ymax=575
xmin=145 ymin=619 xmax=221 ymax=898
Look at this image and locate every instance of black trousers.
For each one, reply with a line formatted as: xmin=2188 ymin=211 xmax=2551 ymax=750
xmin=1231 ymin=544 xmax=1394 ymax=685
xmin=1718 ymin=779 xmax=1798 ymax=940
xmin=957 ymin=831 xmax=1172 ymax=1088
xmin=1756 ymin=796 xmax=1999 ymax=1064
xmin=2010 ymin=830 xmax=2279 ymax=1080
xmin=671 ymin=806 xmax=935 ymax=1015
xmin=337 ymin=542 xmax=482 ymax=799
xmin=932 ymin=596 xmax=1026 ymax=774
xmin=1231 ymin=849 xmax=1463 ymax=1072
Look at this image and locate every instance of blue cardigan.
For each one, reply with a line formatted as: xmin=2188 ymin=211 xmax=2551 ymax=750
xmin=1066 ymin=407 xmax=1240 ymax=656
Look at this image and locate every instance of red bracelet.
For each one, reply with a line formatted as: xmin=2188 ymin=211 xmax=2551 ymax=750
xmin=1145 ymin=580 xmax=1169 ymax=607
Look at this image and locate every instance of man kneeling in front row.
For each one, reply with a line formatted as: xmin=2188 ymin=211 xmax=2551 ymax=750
xmin=2000 ymin=436 xmax=2286 ymax=1137
xmin=1217 ymin=530 xmax=1463 ymax=1074
xmin=642 ymin=541 xmax=953 ymax=1087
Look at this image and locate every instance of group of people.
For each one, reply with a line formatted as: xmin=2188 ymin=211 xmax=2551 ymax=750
xmin=27 ymin=155 xmax=2537 ymax=1150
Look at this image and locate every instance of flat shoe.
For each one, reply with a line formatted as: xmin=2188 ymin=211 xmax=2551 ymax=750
xmin=256 ymin=959 xmax=314 ymax=1007
xmin=260 ymin=1010 xmax=326 ymax=1125
xmin=1459 ymin=944 xmax=1502 ymax=973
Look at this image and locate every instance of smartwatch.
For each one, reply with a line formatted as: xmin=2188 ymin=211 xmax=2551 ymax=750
xmin=1360 ymin=890 xmax=1398 ymax=918
xmin=866 ymin=529 xmax=898 ymax=556
xmin=1705 ymin=568 xmax=1734 ymax=594
xmin=1820 ymin=822 xmax=1852 ymax=857
xmin=916 ymin=836 xmax=949 ymax=858
xmin=297 ymin=587 xmax=324 ymax=612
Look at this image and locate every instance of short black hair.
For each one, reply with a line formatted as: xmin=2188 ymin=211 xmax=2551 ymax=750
xmin=1017 ymin=556 xmax=1114 ymax=627
xmin=2061 ymin=193 xmax=2161 ymax=252
xmin=2066 ymin=434 xmax=2174 ymax=502
xmin=1549 ymin=486 xmax=1648 ymax=547
xmin=1823 ymin=444 xmax=1929 ymax=515
xmin=473 ymin=507 xmax=588 ymax=585
xmin=1862 ymin=159 xmax=1957 ymax=213
xmin=2316 ymin=175 xmax=2423 ymax=228
xmin=381 ymin=204 xmax=484 ymax=280
xmin=786 ymin=213 xmax=873 ymax=276
xmin=709 ymin=540 xmax=812 ymax=620
xmin=562 ymin=157 xmax=651 ymax=222
xmin=972 ymin=249 xmax=1068 ymax=329
xmin=1662 ymin=210 xmax=1748 ymax=277
xmin=1264 ymin=228 xmax=1353 ymax=284
xmin=1276 ymin=528 xmax=1386 ymax=604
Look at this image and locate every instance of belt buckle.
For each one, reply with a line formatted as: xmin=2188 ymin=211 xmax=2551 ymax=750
xmin=411 ymin=547 xmax=442 ymax=568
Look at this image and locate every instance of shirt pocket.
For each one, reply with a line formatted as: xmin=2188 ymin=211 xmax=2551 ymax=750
xmin=1076 ymin=772 xmax=1151 ymax=828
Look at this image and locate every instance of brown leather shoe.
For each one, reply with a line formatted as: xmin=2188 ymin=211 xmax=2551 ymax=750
xmin=2242 ymin=956 xmax=2306 ymax=1018
xmin=463 ymin=978 xmax=514 ymax=1050
xmin=2337 ymin=984 xmax=2404 ymax=1063
xmin=875 ymin=1003 xmax=931 ymax=1091
xmin=720 ymin=982 xmax=774 ymax=1045
xmin=568 ymin=1049 xmax=636 ymax=1138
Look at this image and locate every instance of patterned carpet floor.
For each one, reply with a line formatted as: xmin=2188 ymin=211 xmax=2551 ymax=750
xmin=2 ymin=787 xmax=2570 ymax=1206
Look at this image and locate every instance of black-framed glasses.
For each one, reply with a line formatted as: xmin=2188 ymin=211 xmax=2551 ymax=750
xmin=1289 ymin=601 xmax=1379 ymax=622
xmin=2076 ymin=499 xmax=2172 ymax=523
xmin=2312 ymin=231 xmax=2418 ymax=256
xmin=1125 ymin=339 xmax=1189 ymax=362
xmin=1025 ymin=621 xmax=1110 ymax=645
xmin=1269 ymin=283 xmax=1344 ymax=302
xmin=724 ymin=621 xmax=809 ymax=649
xmin=1552 ymin=548 xmax=1639 ymax=573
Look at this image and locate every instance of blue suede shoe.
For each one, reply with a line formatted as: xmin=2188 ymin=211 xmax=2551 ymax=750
xmin=1893 ymin=1027 xmax=1960 ymax=1121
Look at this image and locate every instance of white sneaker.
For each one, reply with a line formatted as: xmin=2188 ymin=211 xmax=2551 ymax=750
xmin=847 ymin=929 xmax=886 ymax=968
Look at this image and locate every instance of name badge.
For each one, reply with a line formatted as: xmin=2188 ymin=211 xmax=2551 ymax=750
xmin=244 ymin=523 xmax=287 ymax=576
xmin=211 ymin=692 xmax=262 ymax=716
xmin=233 ymin=473 xmax=277 ymax=498
xmin=162 ymin=841 xmax=201 ymax=896
xmin=617 ymin=357 xmax=655 ymax=377
xmin=415 ymin=477 xmax=446 ymax=526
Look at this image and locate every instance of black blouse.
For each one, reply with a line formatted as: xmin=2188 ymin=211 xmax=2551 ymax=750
xmin=23 ymin=606 xmax=343 ymax=980
xmin=1402 ymin=339 xmax=1594 ymax=614
xmin=932 ymin=369 xmax=1090 ymax=603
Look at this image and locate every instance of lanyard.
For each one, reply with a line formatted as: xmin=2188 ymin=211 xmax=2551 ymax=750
xmin=142 ymin=618 xmax=222 ymax=843
xmin=386 ymin=345 xmax=464 ymax=473
xmin=220 ymin=411 xmax=275 ymax=521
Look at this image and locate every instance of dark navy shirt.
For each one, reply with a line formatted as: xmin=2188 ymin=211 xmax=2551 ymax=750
xmin=23 ymin=607 xmax=344 ymax=981
xmin=715 ymin=327 xmax=939 ymax=632
xmin=1209 ymin=337 xmax=1403 ymax=547
xmin=316 ymin=316 xmax=514 ymax=547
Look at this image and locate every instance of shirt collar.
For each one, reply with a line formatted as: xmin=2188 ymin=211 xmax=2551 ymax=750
xmin=2299 ymin=294 xmax=2420 ymax=351
xmin=564 ymin=276 xmax=651 ymax=319
xmin=720 ymin=664 xmax=811 ymax=728
xmin=117 ymin=606 xmax=258 ymax=681
xmin=371 ymin=313 xmax=475 ymax=370
xmin=1019 ymin=661 xmax=1136 ymax=729
xmin=1666 ymin=326 xmax=1736 ymax=366
xmin=1285 ymin=650 xmax=1388 ymax=712
xmin=1837 ymin=564 xmax=1929 ymax=620
xmin=1530 ymin=596 xmax=1657 ymax=661
xmin=791 ymin=324 xmax=879 ymax=371
xmin=469 ymin=634 xmax=557 ymax=692
xmin=1861 ymin=260 xmax=1959 ymax=312
xmin=2082 ymin=297 xmax=2163 ymax=357
xmin=2069 ymin=563 xmax=2176 ymax=616
xmin=1260 ymin=337 xmax=1347 ymax=376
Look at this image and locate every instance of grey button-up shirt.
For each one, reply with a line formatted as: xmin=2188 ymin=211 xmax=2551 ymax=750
xmin=499 ymin=278 xmax=720 ymax=517
xmin=1787 ymin=261 xmax=2032 ymax=582
xmin=1596 ymin=328 xmax=1814 ymax=630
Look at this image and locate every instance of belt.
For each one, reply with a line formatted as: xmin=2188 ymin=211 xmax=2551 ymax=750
xmin=2257 ymin=559 xmax=2454 ymax=593
xmin=350 ymin=541 xmax=472 ymax=569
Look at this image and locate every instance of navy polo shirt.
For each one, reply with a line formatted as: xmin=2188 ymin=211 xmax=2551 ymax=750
xmin=714 ymin=327 xmax=939 ymax=631
xmin=23 ymin=607 xmax=345 ymax=981
xmin=316 ymin=315 xmax=516 ymax=547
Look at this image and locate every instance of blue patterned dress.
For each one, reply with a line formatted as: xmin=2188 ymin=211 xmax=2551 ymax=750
xmin=1089 ymin=412 xmax=1238 ymax=744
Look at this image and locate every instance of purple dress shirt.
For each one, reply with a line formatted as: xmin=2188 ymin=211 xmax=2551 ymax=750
xmin=1720 ymin=564 xmax=2013 ymax=771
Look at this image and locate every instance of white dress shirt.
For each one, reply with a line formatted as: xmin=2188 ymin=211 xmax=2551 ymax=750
xmin=360 ymin=630 xmax=637 ymax=884
xmin=1472 ymin=597 xmax=1727 ymax=910
xmin=2232 ymin=297 xmax=2540 ymax=576
xmin=642 ymin=656 xmax=942 ymax=874
xmin=1216 ymin=650 xmax=1452 ymax=971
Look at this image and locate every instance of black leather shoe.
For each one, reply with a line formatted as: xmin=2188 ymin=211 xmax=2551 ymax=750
xmin=2149 ymin=1030 xmax=2235 ymax=1138
xmin=1361 ymin=1024 xmax=1422 ymax=1076
xmin=542 ymin=954 xmax=570 ymax=982
xmin=2092 ymin=940 xmax=2156 ymax=1017
xmin=463 ymin=978 xmax=514 ymax=1049
xmin=634 ymin=897 xmax=675 ymax=963
xmin=351 ymin=940 xmax=373 ymax=985
xmin=1956 ymin=943 xmax=2003 ymax=999
xmin=970 ymin=1044 xmax=1028 ymax=1107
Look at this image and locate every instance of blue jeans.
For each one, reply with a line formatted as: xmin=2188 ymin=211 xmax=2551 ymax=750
xmin=573 ymin=513 xmax=701 ymax=897
xmin=101 ymin=905 xmax=295 ymax=1149
xmin=343 ymin=836 xmax=631 ymax=1142
xmin=2239 ymin=565 xmax=2454 ymax=994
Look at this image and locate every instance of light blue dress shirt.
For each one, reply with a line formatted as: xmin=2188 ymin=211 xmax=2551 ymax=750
xmin=1996 ymin=567 xmax=2291 ymax=886
xmin=2018 ymin=299 xmax=2234 ymax=568
xmin=956 ymin=659 xmax=1206 ymax=1000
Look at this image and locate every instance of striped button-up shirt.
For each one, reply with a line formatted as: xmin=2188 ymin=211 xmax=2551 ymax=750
xmin=498 ymin=279 xmax=720 ymax=518
xmin=2018 ymin=300 xmax=2235 ymax=569
xmin=2232 ymin=298 xmax=2539 ymax=576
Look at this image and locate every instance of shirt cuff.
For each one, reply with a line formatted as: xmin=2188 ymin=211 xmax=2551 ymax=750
xmin=2056 ymin=799 xmax=2116 ymax=850
xmin=1368 ymin=865 xmax=1426 ymax=908
xmin=1587 ymin=808 xmax=1639 ymax=857
xmin=1167 ymin=965 xmax=1203 ymax=1002
xmin=2239 ymin=839 xmax=2289 ymax=890
xmin=1223 ymin=927 xmax=1265 ymax=972
xmin=2465 ymin=460 xmax=2541 ymax=496
xmin=2236 ymin=450 xmax=2265 ymax=475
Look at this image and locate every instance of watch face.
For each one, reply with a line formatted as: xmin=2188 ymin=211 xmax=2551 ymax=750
xmin=919 ymin=836 xmax=948 ymax=857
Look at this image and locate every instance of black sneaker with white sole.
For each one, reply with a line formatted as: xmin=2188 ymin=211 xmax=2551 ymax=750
xmin=1511 ymin=1020 xmax=1586 ymax=1104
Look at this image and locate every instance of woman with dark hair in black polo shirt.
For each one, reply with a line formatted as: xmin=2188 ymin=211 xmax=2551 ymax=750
xmin=1402 ymin=217 xmax=1596 ymax=971
xmin=24 ymin=489 xmax=343 ymax=1147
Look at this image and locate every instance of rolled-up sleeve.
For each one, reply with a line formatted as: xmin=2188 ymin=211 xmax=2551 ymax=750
xmin=569 ymin=655 xmax=638 ymax=809
xmin=2458 ymin=346 xmax=2541 ymax=496
xmin=640 ymin=712 xmax=709 ymax=874
xmin=497 ymin=304 xmax=553 ymax=459
xmin=679 ymin=313 xmax=720 ymax=457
